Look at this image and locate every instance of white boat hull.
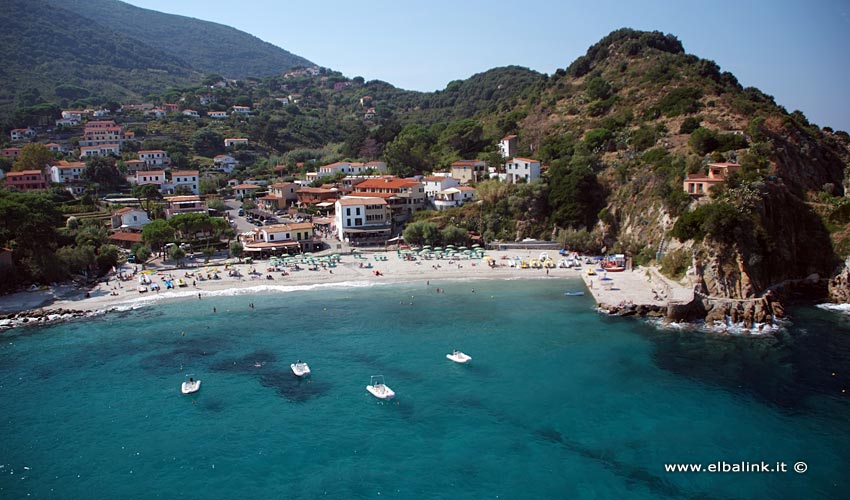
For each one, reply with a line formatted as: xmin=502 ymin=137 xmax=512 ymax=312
xmin=446 ymin=352 xmax=472 ymax=363
xmin=181 ymin=380 xmax=201 ymax=394
xmin=291 ymin=363 xmax=311 ymax=377
xmin=366 ymin=384 xmax=395 ymax=399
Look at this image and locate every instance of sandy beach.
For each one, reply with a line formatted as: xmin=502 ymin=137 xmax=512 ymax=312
xmin=0 ymin=248 xmax=694 ymax=327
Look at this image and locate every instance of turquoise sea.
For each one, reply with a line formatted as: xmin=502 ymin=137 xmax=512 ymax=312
xmin=1 ymin=278 xmax=849 ymax=499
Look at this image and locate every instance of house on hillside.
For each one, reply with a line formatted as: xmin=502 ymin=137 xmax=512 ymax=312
xmin=80 ymin=144 xmax=120 ymax=158
xmin=499 ymin=135 xmax=517 ymax=158
xmin=10 ymin=128 xmax=36 ymax=141
xmin=232 ymin=183 xmax=261 ymax=199
xmin=166 ymin=170 xmax=199 ymax=195
xmin=224 ymin=138 xmax=249 ymax=148
xmin=164 ymin=195 xmax=207 ymax=219
xmin=138 ymin=150 xmax=171 ymax=168
xmin=182 ymin=109 xmax=200 ymax=118
xmin=4 ymin=170 xmax=48 ymax=191
xmin=111 ymin=207 xmax=150 ymax=230
xmin=213 ymin=155 xmax=238 ymax=173
xmin=434 ymin=186 xmax=477 ymax=211
xmin=505 ymin=157 xmax=541 ymax=184
xmin=132 ymin=170 xmax=166 ymax=191
xmin=1 ymin=148 xmax=21 ymax=159
xmin=50 ymin=161 xmax=87 ymax=195
xmin=422 ymin=175 xmax=461 ymax=201
xmin=231 ymin=106 xmax=251 ymax=116
xmin=259 ymin=182 xmax=298 ymax=212
xmin=683 ymin=162 xmax=741 ymax=197
xmin=450 ymin=160 xmax=486 ymax=184
xmin=208 ymin=111 xmax=228 ymax=119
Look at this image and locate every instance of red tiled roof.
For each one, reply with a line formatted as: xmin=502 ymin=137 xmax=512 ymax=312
xmin=348 ymin=191 xmax=396 ymax=199
xmin=232 ymin=183 xmax=260 ymax=190
xmin=355 ymin=178 xmax=419 ymax=190
xmin=109 ymin=232 xmax=143 ymax=242
xmin=338 ymin=197 xmax=387 ymax=206
xmin=171 ymin=170 xmax=199 ymax=176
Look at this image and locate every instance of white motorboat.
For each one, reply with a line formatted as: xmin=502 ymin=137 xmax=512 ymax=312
xmin=290 ymin=361 xmax=311 ymax=377
xmin=366 ymin=375 xmax=395 ymax=399
xmin=446 ymin=350 xmax=472 ymax=363
xmin=181 ymin=377 xmax=201 ymax=394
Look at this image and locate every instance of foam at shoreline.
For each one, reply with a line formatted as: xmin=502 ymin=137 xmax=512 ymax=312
xmin=817 ymin=302 xmax=850 ymax=315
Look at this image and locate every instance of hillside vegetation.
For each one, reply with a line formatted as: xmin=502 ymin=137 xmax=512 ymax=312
xmin=49 ymin=0 xmax=313 ymax=79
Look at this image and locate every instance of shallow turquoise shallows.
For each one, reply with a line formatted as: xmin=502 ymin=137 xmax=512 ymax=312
xmin=2 ymin=278 xmax=849 ymax=499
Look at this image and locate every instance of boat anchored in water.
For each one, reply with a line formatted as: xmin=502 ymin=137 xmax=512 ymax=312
xmin=290 ymin=360 xmax=311 ymax=377
xmin=366 ymin=375 xmax=395 ymax=399
xmin=181 ymin=376 xmax=201 ymax=394
xmin=446 ymin=350 xmax=472 ymax=363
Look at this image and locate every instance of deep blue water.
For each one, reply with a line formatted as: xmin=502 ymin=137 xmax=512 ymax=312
xmin=1 ymin=278 xmax=849 ymax=499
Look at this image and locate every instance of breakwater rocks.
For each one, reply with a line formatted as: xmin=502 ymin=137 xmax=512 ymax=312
xmin=0 ymin=308 xmax=94 ymax=330
xmin=600 ymin=302 xmax=666 ymax=318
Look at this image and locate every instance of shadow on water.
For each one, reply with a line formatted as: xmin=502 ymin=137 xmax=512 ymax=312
xmin=638 ymin=306 xmax=850 ymax=411
xmin=258 ymin=370 xmax=329 ymax=402
xmin=532 ymin=426 xmax=718 ymax=500
xmin=140 ymin=345 xmax=221 ymax=375
xmin=208 ymin=350 xmax=328 ymax=402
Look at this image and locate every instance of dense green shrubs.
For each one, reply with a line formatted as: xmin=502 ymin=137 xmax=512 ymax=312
xmin=688 ymin=127 xmax=748 ymax=155
xmin=657 ymin=87 xmax=703 ymax=117
xmin=671 ymin=202 xmax=744 ymax=242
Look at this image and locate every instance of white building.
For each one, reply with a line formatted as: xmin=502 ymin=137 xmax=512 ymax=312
xmin=138 ymin=150 xmax=171 ymax=168
xmin=80 ymin=144 xmax=120 ymax=158
xmin=499 ymin=135 xmax=518 ymax=158
xmin=207 ymin=111 xmax=228 ymax=119
xmin=50 ymin=162 xmax=85 ymax=184
xmin=434 ymin=186 xmax=477 ymax=211
xmin=334 ymin=197 xmax=392 ymax=245
xmin=317 ymin=161 xmax=388 ymax=177
xmin=421 ymin=175 xmax=460 ymax=200
xmin=166 ymin=170 xmax=200 ymax=195
xmin=225 ymin=138 xmax=249 ymax=148
xmin=232 ymin=183 xmax=261 ymax=199
xmin=133 ymin=170 xmax=166 ymax=189
xmin=231 ymin=106 xmax=252 ymax=115
xmin=111 ymin=207 xmax=150 ymax=230
xmin=182 ymin=109 xmax=200 ymax=118
xmin=213 ymin=155 xmax=239 ymax=174
xmin=505 ymin=157 xmax=541 ymax=184
xmin=10 ymin=128 xmax=36 ymax=141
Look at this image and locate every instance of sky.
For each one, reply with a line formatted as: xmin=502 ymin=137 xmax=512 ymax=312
xmin=123 ymin=0 xmax=850 ymax=132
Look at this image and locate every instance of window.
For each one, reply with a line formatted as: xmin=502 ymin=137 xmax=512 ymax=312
xmin=356 ymin=207 xmax=361 ymax=215
xmin=346 ymin=208 xmax=351 ymax=216
xmin=355 ymin=218 xmax=362 ymax=226
xmin=269 ymin=234 xmax=275 ymax=241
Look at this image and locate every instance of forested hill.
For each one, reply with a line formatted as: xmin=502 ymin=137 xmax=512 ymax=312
xmin=46 ymin=0 xmax=314 ymax=79
xmin=0 ymin=0 xmax=198 ymax=114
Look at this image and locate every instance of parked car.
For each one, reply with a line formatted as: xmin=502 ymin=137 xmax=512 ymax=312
xmin=238 ymin=209 xmax=244 ymax=216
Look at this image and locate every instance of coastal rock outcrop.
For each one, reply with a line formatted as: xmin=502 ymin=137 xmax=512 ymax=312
xmin=828 ymin=257 xmax=850 ymax=303
xmin=0 ymin=308 xmax=93 ymax=330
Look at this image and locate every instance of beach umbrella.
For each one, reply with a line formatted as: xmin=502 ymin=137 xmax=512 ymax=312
xmin=434 ymin=247 xmax=443 ymax=252
xmin=482 ymin=256 xmax=494 ymax=261
xmin=471 ymin=244 xmax=481 ymax=248
xmin=458 ymin=246 xmax=468 ymax=251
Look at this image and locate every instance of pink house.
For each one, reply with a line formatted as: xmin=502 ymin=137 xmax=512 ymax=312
xmin=683 ymin=162 xmax=741 ymax=197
